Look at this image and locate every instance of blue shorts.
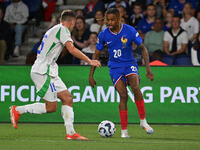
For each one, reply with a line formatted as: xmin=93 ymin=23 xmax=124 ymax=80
xmin=109 ymin=64 xmax=140 ymax=87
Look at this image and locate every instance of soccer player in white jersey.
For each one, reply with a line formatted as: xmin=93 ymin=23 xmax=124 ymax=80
xmin=9 ymin=10 xmax=101 ymax=140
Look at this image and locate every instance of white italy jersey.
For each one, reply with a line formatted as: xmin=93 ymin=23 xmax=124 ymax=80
xmin=31 ymin=24 xmax=73 ymax=77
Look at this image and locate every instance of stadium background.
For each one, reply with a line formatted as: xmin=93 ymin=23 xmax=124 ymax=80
xmin=0 ymin=1 xmax=200 ymax=149
xmin=0 ymin=65 xmax=199 ymax=124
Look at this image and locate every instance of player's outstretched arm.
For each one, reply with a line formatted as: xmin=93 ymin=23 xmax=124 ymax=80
xmin=89 ymin=50 xmax=101 ymax=88
xmin=65 ymin=41 xmax=101 ymax=67
xmin=139 ymin=43 xmax=154 ymax=81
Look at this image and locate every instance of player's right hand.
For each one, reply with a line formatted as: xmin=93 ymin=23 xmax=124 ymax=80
xmin=89 ymin=60 xmax=101 ymax=68
xmin=89 ymin=76 xmax=96 ymax=88
xmin=146 ymin=70 xmax=154 ymax=81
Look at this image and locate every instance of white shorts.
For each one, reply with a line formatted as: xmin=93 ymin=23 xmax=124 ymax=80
xmin=31 ymin=72 xmax=67 ymax=102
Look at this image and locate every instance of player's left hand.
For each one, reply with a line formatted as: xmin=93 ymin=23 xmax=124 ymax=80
xmin=89 ymin=60 xmax=101 ymax=68
xmin=146 ymin=70 xmax=154 ymax=81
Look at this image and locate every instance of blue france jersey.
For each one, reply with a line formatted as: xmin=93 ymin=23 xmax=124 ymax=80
xmin=96 ymin=24 xmax=142 ymax=68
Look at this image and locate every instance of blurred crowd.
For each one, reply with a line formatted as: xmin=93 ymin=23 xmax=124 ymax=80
xmin=0 ymin=0 xmax=200 ymax=66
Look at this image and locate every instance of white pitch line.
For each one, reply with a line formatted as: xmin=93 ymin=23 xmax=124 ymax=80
xmin=2 ymin=139 xmax=198 ymax=144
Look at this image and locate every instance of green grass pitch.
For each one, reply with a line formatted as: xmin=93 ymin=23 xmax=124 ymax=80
xmin=0 ymin=123 xmax=200 ymax=150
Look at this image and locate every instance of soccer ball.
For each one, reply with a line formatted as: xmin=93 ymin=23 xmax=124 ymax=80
xmin=98 ymin=120 xmax=116 ymax=137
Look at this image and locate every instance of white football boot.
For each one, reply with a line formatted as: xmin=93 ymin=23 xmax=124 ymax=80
xmin=121 ymin=129 xmax=130 ymax=138
xmin=140 ymin=119 xmax=154 ymax=134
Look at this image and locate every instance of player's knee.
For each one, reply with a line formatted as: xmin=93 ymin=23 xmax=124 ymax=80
xmin=46 ymin=103 xmax=58 ymax=113
xmin=119 ymin=93 xmax=128 ymax=101
xmin=67 ymin=94 xmax=73 ymax=106
xmin=68 ymin=94 xmax=73 ymax=101
xmin=61 ymin=92 xmax=73 ymax=106
xmin=131 ymin=85 xmax=140 ymax=93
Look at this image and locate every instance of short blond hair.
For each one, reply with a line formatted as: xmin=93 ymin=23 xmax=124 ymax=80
xmin=61 ymin=10 xmax=76 ymax=21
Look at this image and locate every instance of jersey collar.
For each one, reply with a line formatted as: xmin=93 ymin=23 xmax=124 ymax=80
xmin=108 ymin=24 xmax=124 ymax=35
xmin=60 ymin=23 xmax=70 ymax=33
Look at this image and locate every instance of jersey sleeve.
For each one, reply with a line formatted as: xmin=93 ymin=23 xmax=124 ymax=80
xmin=60 ymin=26 xmax=73 ymax=45
xmin=96 ymin=31 xmax=105 ymax=51
xmin=130 ymin=26 xmax=143 ymax=46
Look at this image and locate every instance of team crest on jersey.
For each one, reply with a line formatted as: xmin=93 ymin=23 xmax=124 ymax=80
xmin=121 ymin=35 xmax=128 ymax=48
xmin=97 ymin=38 xmax=99 ymax=43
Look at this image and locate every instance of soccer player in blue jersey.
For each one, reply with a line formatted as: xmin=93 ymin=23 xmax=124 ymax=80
xmin=89 ymin=8 xmax=154 ymax=138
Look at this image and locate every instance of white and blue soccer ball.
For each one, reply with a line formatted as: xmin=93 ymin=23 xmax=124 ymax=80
xmin=98 ymin=120 xmax=116 ymax=137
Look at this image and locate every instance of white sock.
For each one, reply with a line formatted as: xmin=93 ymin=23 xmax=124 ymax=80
xmin=62 ymin=105 xmax=76 ymax=135
xmin=16 ymin=103 xmax=46 ymax=114
xmin=140 ymin=118 xmax=148 ymax=125
xmin=121 ymin=129 xmax=128 ymax=134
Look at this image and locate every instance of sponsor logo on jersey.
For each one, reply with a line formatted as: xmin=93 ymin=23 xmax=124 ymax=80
xmin=121 ymin=35 xmax=128 ymax=48
xmin=106 ymin=41 xmax=112 ymax=45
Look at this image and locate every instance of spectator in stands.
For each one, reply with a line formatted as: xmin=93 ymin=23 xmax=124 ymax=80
xmin=22 ymin=0 xmax=42 ymax=19
xmin=129 ymin=0 xmax=152 ymax=8
xmin=163 ymin=11 xmax=173 ymax=31
xmin=4 ymin=0 xmax=29 ymax=57
xmin=144 ymin=18 xmax=164 ymax=61
xmin=191 ymin=33 xmax=200 ymax=65
xmin=153 ymin=0 xmax=167 ymax=18
xmin=107 ymin=0 xmax=129 ymax=11
xmin=0 ymin=6 xmax=12 ymax=60
xmin=30 ymin=0 xmax=45 ymax=26
xmin=116 ymin=5 xmax=129 ymax=24
xmin=0 ymin=0 xmax=11 ymax=9
xmin=90 ymin=10 xmax=106 ymax=34
xmin=75 ymin=9 xmax=84 ymax=17
xmin=196 ymin=11 xmax=200 ymax=33
xmin=0 ymin=7 xmax=12 ymax=64
xmin=163 ymin=16 xmax=191 ymax=65
xmin=181 ymin=3 xmax=199 ymax=44
xmin=130 ymin=2 xmax=143 ymax=28
xmin=121 ymin=16 xmax=128 ymax=24
xmin=196 ymin=10 xmax=200 ymax=24
xmin=43 ymin=0 xmax=56 ymax=21
xmin=168 ymin=0 xmax=198 ymax=17
xmin=83 ymin=0 xmax=105 ymax=20
xmin=81 ymin=32 xmax=97 ymax=65
xmin=137 ymin=4 xmax=156 ymax=39
xmin=72 ymin=16 xmax=90 ymax=64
